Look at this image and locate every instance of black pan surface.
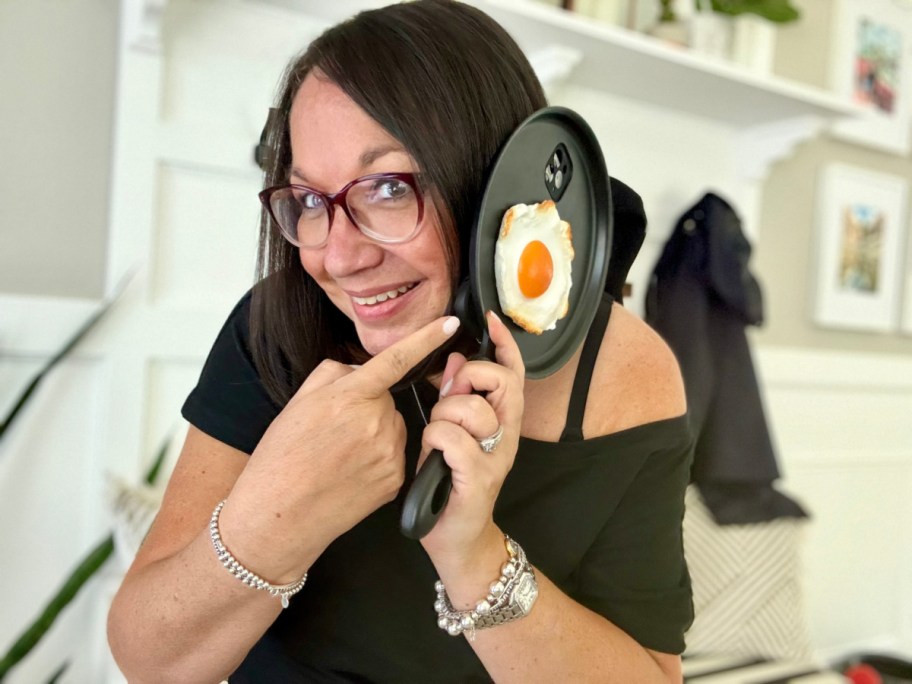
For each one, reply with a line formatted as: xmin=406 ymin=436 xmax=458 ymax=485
xmin=470 ymin=106 xmax=612 ymax=377
xmin=401 ymin=106 xmax=612 ymax=539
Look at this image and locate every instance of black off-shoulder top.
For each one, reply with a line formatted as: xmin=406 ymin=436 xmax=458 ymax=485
xmin=182 ymin=292 xmax=694 ymax=683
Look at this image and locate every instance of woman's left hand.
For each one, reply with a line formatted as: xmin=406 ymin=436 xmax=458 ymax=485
xmin=419 ymin=310 xmax=525 ymax=568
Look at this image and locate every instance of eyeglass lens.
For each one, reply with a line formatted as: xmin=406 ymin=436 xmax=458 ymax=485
xmin=270 ymin=177 xmax=420 ymax=247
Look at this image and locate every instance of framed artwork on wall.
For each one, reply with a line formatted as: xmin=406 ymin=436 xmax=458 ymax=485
xmin=902 ymin=212 xmax=912 ymax=336
xmin=828 ymin=0 xmax=912 ymax=155
xmin=812 ymin=164 xmax=908 ymax=333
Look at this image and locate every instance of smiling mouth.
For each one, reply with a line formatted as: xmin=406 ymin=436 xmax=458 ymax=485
xmin=352 ymin=283 xmax=417 ymax=306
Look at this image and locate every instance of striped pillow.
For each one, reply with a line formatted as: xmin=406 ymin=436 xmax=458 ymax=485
xmin=683 ymin=486 xmax=815 ymax=661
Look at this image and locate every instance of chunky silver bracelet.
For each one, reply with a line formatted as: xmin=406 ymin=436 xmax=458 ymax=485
xmin=209 ymin=499 xmax=307 ymax=608
xmin=434 ymin=536 xmax=538 ymax=639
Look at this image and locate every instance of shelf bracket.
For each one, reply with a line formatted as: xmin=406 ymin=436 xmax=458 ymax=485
xmin=734 ymin=114 xmax=825 ymax=182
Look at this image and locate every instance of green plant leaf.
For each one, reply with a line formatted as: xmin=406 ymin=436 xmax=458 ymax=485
xmin=0 ymin=269 xmax=135 ymax=443
xmin=708 ymin=0 xmax=800 ymax=22
xmin=45 ymin=661 xmax=68 ymax=684
xmin=658 ymin=0 xmax=678 ymax=22
xmin=0 ymin=538 xmax=114 ymax=681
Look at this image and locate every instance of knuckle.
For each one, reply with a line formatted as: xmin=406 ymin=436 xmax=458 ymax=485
xmin=393 ymin=410 xmax=407 ymax=435
xmin=316 ymin=359 xmax=345 ymax=378
xmin=423 ymin=421 xmax=447 ymax=447
xmin=381 ymin=473 xmax=403 ymax=503
xmin=469 ymin=394 xmax=492 ymax=415
xmin=392 ymin=460 xmax=405 ymax=488
xmin=387 ymin=347 xmax=410 ymax=377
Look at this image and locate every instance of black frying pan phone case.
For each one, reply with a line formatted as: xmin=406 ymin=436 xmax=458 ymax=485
xmin=400 ymin=106 xmax=614 ymax=538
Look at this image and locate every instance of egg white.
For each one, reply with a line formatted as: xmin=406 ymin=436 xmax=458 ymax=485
xmin=494 ymin=200 xmax=574 ymax=335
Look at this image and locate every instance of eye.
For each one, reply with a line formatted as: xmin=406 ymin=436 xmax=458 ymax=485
xmin=517 ymin=240 xmax=553 ymax=299
xmin=294 ymin=189 xmax=325 ymax=214
xmin=367 ymin=178 xmax=413 ymax=202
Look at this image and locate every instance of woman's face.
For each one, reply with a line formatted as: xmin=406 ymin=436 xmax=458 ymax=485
xmin=288 ymin=73 xmax=452 ymax=356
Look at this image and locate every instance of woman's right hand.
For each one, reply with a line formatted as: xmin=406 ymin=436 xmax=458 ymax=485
xmin=215 ymin=315 xmax=461 ymax=581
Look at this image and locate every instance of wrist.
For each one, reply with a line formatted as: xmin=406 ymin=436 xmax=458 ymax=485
xmin=429 ymin=525 xmax=508 ymax=609
xmin=209 ymin=500 xmax=307 ymax=608
xmin=433 ymin=535 xmax=539 ymax=638
xmin=215 ymin=497 xmax=322 ymax=585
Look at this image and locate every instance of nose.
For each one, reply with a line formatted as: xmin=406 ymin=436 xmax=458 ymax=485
xmin=322 ymin=204 xmax=384 ymax=277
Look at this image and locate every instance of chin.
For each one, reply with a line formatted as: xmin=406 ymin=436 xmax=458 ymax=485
xmin=357 ymin=330 xmax=406 ymax=357
xmin=354 ymin=313 xmax=441 ymax=358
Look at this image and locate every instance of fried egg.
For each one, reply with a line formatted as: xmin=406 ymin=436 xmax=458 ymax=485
xmin=494 ymin=200 xmax=574 ymax=335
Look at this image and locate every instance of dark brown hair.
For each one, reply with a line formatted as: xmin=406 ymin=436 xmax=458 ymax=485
xmin=251 ymin=0 xmax=547 ymax=405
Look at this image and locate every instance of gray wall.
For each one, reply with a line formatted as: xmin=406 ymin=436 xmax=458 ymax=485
xmin=0 ymin=0 xmax=118 ymax=298
xmin=754 ymin=0 xmax=912 ymax=354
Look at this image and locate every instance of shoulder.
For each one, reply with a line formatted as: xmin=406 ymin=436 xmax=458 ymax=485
xmin=583 ymin=302 xmax=687 ymax=437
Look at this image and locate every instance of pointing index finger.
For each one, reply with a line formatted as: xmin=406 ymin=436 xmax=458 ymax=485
xmin=350 ymin=316 xmax=460 ymax=396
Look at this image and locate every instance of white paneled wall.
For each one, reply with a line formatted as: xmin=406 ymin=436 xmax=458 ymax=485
xmin=757 ymin=346 xmax=912 ymax=658
xmin=151 ymin=162 xmax=261 ymax=310
xmin=142 ymin=360 xmax=202 ymax=463
xmin=2 ymin=1 xmax=327 ymax=681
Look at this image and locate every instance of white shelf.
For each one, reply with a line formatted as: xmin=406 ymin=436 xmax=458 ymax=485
xmin=264 ymin=0 xmax=860 ymax=128
xmin=474 ymin=0 xmax=858 ymax=125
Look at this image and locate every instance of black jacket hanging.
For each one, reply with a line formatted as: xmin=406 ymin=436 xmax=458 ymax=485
xmin=646 ymin=192 xmax=807 ymax=524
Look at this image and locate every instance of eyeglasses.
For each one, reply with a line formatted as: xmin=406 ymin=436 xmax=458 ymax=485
xmin=259 ymin=172 xmax=425 ymax=249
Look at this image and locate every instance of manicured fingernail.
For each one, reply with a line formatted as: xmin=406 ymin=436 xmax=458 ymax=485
xmin=440 ymin=378 xmax=453 ymax=398
xmin=487 ymin=310 xmax=501 ymax=324
xmin=443 ymin=316 xmax=460 ymax=335
xmin=348 ymin=364 xmax=361 ymax=370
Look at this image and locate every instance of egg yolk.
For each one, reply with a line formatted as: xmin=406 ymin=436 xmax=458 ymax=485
xmin=517 ymin=240 xmax=554 ymax=298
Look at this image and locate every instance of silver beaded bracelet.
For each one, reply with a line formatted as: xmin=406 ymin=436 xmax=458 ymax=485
xmin=433 ymin=536 xmax=538 ymax=640
xmin=209 ymin=499 xmax=307 ymax=608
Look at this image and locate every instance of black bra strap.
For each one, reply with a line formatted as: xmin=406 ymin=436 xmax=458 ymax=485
xmin=559 ymin=294 xmax=613 ymax=442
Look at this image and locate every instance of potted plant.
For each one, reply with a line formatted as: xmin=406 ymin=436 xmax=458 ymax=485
xmin=692 ymin=0 xmax=800 ymax=72
xmin=651 ymin=0 xmax=690 ymax=46
xmin=706 ymin=0 xmax=800 ymax=23
xmin=659 ymin=0 xmax=678 ymax=22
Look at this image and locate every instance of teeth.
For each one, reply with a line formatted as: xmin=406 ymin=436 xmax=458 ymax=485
xmin=353 ymin=284 xmax=414 ymax=306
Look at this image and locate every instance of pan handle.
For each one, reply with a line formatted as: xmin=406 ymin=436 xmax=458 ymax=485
xmin=399 ymin=448 xmax=452 ymax=539
xmin=399 ymin=329 xmax=495 ymax=539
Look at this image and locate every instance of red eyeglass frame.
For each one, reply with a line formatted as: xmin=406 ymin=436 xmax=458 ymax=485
xmin=258 ymin=172 xmax=426 ymax=249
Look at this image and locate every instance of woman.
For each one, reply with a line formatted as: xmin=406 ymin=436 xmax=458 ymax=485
xmin=107 ymin=1 xmax=693 ymax=682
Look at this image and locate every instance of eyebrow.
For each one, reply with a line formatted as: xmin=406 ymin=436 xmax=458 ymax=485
xmin=290 ymin=145 xmax=409 ymax=184
xmin=360 ymin=144 xmax=406 ymax=167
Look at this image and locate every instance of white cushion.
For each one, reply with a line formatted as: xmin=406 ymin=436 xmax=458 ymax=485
xmin=683 ymin=485 xmax=815 ymax=661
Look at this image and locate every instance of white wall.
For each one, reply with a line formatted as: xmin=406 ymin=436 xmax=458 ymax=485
xmin=756 ymin=347 xmax=912 ymax=658
xmin=0 ymin=0 xmax=118 ymax=299
xmin=756 ymin=1 xmax=912 ymax=656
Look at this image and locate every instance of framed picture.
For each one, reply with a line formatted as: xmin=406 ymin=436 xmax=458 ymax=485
xmin=812 ymin=164 xmax=908 ymax=333
xmin=828 ymin=0 xmax=912 ymax=155
xmin=902 ymin=212 xmax=912 ymax=336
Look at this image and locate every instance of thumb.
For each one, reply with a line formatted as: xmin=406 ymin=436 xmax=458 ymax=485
xmin=348 ymin=315 xmax=461 ymax=396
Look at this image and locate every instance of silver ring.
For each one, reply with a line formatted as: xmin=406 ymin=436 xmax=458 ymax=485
xmin=478 ymin=424 xmax=504 ymax=453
